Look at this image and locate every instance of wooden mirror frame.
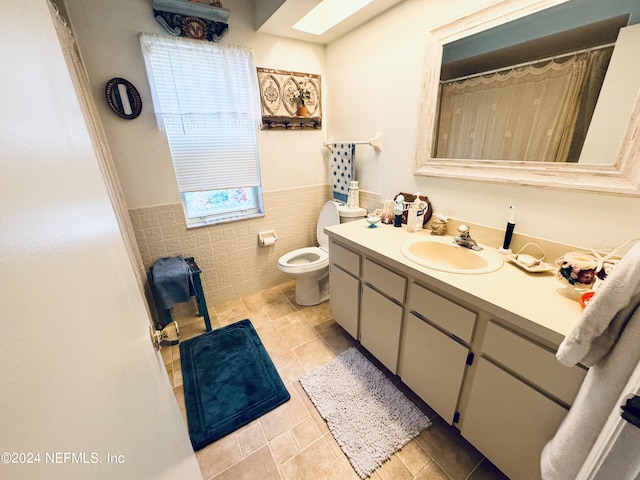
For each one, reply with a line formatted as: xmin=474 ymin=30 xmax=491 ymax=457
xmin=105 ymin=77 xmax=142 ymax=120
xmin=414 ymin=0 xmax=640 ymax=196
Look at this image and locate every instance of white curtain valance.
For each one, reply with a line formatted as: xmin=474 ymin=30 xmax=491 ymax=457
xmin=140 ymin=32 xmax=262 ymax=193
xmin=140 ymin=32 xmax=262 ymax=131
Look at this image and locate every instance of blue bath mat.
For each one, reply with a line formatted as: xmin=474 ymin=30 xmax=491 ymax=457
xmin=180 ymin=319 xmax=290 ymax=450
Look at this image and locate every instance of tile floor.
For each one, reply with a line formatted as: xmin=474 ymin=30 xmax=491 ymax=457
xmin=162 ymin=281 xmax=509 ymax=480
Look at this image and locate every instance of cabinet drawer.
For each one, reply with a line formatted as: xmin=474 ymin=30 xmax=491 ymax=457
xmin=409 ymin=283 xmax=476 ymax=343
xmin=483 ymin=321 xmax=586 ymax=406
xmin=329 ymin=241 xmax=360 ymax=277
xmin=363 ymin=259 xmax=406 ymax=302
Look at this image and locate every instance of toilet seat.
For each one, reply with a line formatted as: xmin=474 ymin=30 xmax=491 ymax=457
xmin=316 ymin=201 xmax=340 ymax=249
xmin=276 ymin=201 xmax=338 ymax=274
xmin=277 ymin=246 xmax=328 ymax=274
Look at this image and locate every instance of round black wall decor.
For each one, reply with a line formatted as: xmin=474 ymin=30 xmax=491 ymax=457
xmin=105 ymin=77 xmax=142 ymax=120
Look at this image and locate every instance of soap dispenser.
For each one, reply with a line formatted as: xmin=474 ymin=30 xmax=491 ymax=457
xmin=406 ymin=193 xmax=424 ymax=233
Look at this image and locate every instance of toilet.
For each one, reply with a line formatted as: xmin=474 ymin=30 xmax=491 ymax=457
xmin=277 ymin=201 xmax=366 ymax=306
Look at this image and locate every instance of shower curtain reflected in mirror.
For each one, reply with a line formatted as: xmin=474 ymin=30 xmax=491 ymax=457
xmin=435 ymin=48 xmax=612 ymax=162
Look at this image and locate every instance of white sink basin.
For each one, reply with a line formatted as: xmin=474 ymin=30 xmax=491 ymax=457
xmin=400 ymin=235 xmax=504 ymax=274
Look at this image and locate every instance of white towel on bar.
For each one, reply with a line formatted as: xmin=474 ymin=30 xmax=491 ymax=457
xmin=541 ymin=306 xmax=640 ymax=479
xmin=541 ymin=242 xmax=640 ymax=480
xmin=331 ymin=143 xmax=355 ymax=203
xmin=557 ymin=242 xmax=640 ymax=367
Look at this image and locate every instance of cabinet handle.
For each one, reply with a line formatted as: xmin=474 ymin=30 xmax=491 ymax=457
xmin=411 ymin=311 xmax=469 ymax=347
xmin=466 ymin=352 xmax=475 ymax=366
xmin=621 ymin=395 xmax=640 ymax=429
xmin=365 ymin=282 xmax=402 ymax=305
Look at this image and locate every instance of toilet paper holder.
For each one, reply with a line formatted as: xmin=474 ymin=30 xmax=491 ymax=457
xmin=258 ymin=230 xmax=278 ymax=247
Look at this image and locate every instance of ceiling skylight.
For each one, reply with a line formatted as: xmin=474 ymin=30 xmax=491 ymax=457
xmin=291 ymin=0 xmax=374 ymax=36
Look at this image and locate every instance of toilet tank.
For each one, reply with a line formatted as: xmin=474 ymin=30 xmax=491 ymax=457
xmin=337 ymin=205 xmax=367 ymax=223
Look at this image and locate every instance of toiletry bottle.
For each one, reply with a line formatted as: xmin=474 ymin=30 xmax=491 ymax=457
xmin=408 ymin=193 xmax=424 ymax=232
xmin=393 ymin=195 xmax=404 ymax=227
xmin=407 ymin=204 xmax=418 ymax=232
xmin=347 ymin=181 xmax=360 ymax=208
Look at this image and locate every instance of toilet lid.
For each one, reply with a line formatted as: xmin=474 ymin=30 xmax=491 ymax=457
xmin=317 ymin=201 xmax=339 ymax=249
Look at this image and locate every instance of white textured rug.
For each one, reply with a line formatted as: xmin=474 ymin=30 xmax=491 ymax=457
xmin=299 ymin=347 xmax=431 ymax=478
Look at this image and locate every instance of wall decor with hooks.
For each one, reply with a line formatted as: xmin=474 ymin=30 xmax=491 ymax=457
xmin=257 ymin=68 xmax=322 ymax=130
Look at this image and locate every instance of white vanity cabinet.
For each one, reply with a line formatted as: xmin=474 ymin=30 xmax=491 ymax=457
xmin=459 ymin=321 xmax=587 ymax=480
xmin=325 ymin=230 xmax=587 ymax=480
xmin=399 ymin=282 xmax=477 ymax=425
xmin=328 ymin=240 xmax=361 ymax=339
xmin=360 ymin=259 xmax=406 ymax=373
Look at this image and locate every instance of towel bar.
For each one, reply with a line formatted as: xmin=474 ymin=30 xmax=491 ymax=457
xmin=323 ymin=132 xmax=383 ymax=152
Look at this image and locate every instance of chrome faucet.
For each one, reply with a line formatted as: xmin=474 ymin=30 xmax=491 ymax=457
xmin=453 ymin=225 xmax=483 ymax=251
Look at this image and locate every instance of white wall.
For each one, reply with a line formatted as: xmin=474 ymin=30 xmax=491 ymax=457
xmin=64 ymin=0 xmax=329 ymax=209
xmin=327 ymin=0 xmax=640 ymax=250
xmin=0 ymin=1 xmax=202 ymax=478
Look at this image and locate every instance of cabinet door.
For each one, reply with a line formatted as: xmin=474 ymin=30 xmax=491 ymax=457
xmin=360 ymin=285 xmax=403 ymax=373
xmin=460 ymin=358 xmax=568 ymax=480
xmin=329 ymin=265 xmax=359 ymax=339
xmin=399 ymin=313 xmax=469 ymax=424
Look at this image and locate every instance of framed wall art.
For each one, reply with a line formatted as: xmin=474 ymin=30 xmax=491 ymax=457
xmin=257 ymin=68 xmax=322 ymax=130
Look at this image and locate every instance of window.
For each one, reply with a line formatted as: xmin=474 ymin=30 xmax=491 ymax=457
xmin=140 ymin=33 xmax=263 ymax=227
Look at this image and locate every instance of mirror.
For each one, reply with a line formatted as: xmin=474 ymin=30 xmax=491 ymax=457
xmin=105 ymin=77 xmax=142 ymax=120
xmin=415 ymin=0 xmax=640 ymax=195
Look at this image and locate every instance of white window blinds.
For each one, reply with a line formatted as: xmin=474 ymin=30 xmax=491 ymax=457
xmin=140 ymin=33 xmax=262 ymax=193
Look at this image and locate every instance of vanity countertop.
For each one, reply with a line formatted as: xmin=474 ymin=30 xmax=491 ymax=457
xmin=325 ymin=220 xmax=582 ymax=347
